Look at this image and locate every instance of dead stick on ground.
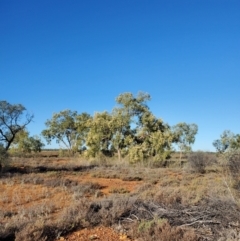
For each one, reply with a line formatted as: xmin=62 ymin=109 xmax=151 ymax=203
xmin=180 ymin=220 xmax=220 ymax=227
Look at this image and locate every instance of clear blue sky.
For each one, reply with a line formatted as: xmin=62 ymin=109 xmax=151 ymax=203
xmin=1 ymin=0 xmax=239 ymax=151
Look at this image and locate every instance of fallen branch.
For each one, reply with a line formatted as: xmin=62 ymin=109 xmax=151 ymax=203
xmin=180 ymin=220 xmax=220 ymax=227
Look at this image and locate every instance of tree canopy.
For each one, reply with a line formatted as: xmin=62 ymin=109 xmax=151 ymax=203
xmin=0 ymin=101 xmax=34 ymax=150
xmin=39 ymin=92 xmax=200 ymax=163
xmin=213 ymin=130 xmax=240 ymax=154
xmin=42 ymin=110 xmax=91 ymax=153
xmin=172 ymin=122 xmax=198 ymax=159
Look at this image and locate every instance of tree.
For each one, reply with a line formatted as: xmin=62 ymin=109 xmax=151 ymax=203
xmin=114 ymin=92 xmax=174 ymax=163
xmin=231 ymin=134 xmax=240 ymax=150
xmin=28 ymin=136 xmax=45 ymax=152
xmin=11 ymin=129 xmax=31 ymax=153
xmin=172 ymin=122 xmax=198 ymax=160
xmin=213 ymin=131 xmax=240 ymax=203
xmin=0 ymin=101 xmax=34 ymax=150
xmin=75 ymin=112 xmax=92 ymax=152
xmin=85 ymin=92 xmax=152 ymax=161
xmin=213 ymin=130 xmax=240 ymax=154
xmin=113 ymin=92 xmax=151 ymax=162
xmin=42 ymin=110 xmax=91 ymax=153
xmin=11 ymin=129 xmax=45 ymax=153
xmin=86 ymin=111 xmax=113 ymax=158
xmin=129 ymin=111 xmax=174 ymax=164
xmin=115 ymin=91 xmax=151 ymax=125
xmin=110 ymin=107 xmax=132 ymax=161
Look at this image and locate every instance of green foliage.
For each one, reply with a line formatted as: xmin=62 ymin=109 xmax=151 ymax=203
xmin=11 ymin=130 xmax=45 ymax=153
xmin=28 ymin=136 xmax=45 ymax=152
xmin=84 ymin=92 xmax=178 ymax=163
xmin=115 ymin=91 xmax=151 ymax=119
xmin=147 ymin=130 xmax=173 ymax=161
xmin=213 ymin=130 xmax=240 ymax=154
xmin=172 ymin=122 xmax=198 ymax=159
xmin=231 ymin=134 xmax=240 ymax=150
xmin=42 ymin=110 xmax=91 ymax=153
xmin=111 ymin=107 xmax=133 ymax=161
xmin=85 ymin=111 xmax=113 ymax=157
xmin=114 ymin=92 xmax=174 ymax=163
xmin=0 ymin=101 xmax=33 ymax=150
xmin=128 ymin=145 xmax=145 ymax=163
xmin=39 ymin=92 xmax=200 ymax=164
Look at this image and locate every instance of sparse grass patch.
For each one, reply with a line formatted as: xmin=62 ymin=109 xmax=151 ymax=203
xmin=1 ymin=155 xmax=240 ymax=241
xmin=109 ymin=187 xmax=130 ymax=194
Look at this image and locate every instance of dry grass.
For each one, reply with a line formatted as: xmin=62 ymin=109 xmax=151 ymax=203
xmin=0 ymin=153 xmax=240 ymax=240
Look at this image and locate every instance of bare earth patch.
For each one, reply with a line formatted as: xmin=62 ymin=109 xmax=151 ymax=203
xmin=57 ymin=226 xmax=131 ymax=241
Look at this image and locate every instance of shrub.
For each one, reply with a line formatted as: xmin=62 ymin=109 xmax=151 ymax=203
xmin=0 ymin=144 xmax=9 ymax=172
xmin=132 ymin=219 xmax=197 ymax=241
xmin=228 ymin=153 xmax=240 ymax=190
xmin=188 ymin=152 xmax=212 ymax=174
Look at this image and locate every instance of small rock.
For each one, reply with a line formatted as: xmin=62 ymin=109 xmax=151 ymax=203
xmin=89 ymin=234 xmax=99 ymax=240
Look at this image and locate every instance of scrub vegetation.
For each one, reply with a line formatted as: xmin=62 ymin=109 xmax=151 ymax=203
xmin=0 ymin=92 xmax=240 ymax=241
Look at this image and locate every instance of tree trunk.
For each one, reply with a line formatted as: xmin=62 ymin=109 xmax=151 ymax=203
xmin=5 ymin=138 xmax=14 ymax=151
xmin=180 ymin=150 xmax=182 ymax=161
xmin=117 ymin=148 xmax=122 ymax=162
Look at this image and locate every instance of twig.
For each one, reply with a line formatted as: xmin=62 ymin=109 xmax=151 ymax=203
xmin=131 ymin=214 xmax=139 ymax=220
xmin=180 ymin=220 xmax=220 ymax=227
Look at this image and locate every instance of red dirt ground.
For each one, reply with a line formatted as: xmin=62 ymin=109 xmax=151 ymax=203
xmin=53 ymin=173 xmax=142 ymax=241
xmin=1 ymin=158 xmax=143 ymax=241
xmin=57 ymin=226 xmax=132 ymax=241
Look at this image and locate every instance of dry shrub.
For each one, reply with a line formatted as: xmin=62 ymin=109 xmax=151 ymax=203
xmin=153 ymin=189 xmax=182 ymax=206
xmin=20 ymin=174 xmax=44 ymax=185
xmin=228 ymin=153 xmax=240 ymax=190
xmin=85 ymin=196 xmax=138 ymax=227
xmin=218 ymin=228 xmax=240 ymax=241
xmin=109 ymin=187 xmax=130 ymax=194
xmin=188 ymin=152 xmax=213 ymax=174
xmin=122 ymin=176 xmax=142 ymax=181
xmin=135 ymin=183 xmax=155 ymax=193
xmin=44 ymin=178 xmax=78 ymax=187
xmin=15 ymin=224 xmax=47 ymax=241
xmin=15 ymin=222 xmax=67 ymax=241
xmin=131 ymin=220 xmax=197 ymax=241
xmin=71 ymin=182 xmax=103 ymax=199
xmin=0 ymin=144 xmax=9 ymax=173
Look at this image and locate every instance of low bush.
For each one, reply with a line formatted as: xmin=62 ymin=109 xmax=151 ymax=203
xmin=0 ymin=144 xmax=9 ymax=173
xmin=188 ymin=152 xmax=213 ymax=174
xmin=227 ymin=153 xmax=240 ymax=190
xmin=132 ymin=220 xmax=197 ymax=241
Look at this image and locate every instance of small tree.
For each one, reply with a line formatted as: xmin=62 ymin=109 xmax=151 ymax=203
xmin=42 ymin=110 xmax=91 ymax=154
xmin=213 ymin=131 xmax=240 ymax=202
xmin=0 ymin=101 xmax=34 ymax=150
xmin=172 ymin=123 xmax=198 ymax=160
xmin=213 ymin=130 xmax=236 ymax=154
xmin=86 ymin=111 xmax=113 ymax=158
xmin=110 ymin=108 xmax=132 ymax=161
xmin=11 ymin=130 xmax=45 ymax=153
xmin=28 ymin=136 xmax=45 ymax=153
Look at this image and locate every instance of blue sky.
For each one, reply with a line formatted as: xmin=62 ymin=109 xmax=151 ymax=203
xmin=1 ymin=0 xmax=239 ymax=151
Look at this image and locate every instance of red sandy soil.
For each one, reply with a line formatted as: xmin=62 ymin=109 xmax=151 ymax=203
xmin=1 ymin=159 xmax=143 ymax=241
xmin=53 ymin=174 xmax=142 ymax=241
xmin=57 ymin=226 xmax=133 ymax=241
